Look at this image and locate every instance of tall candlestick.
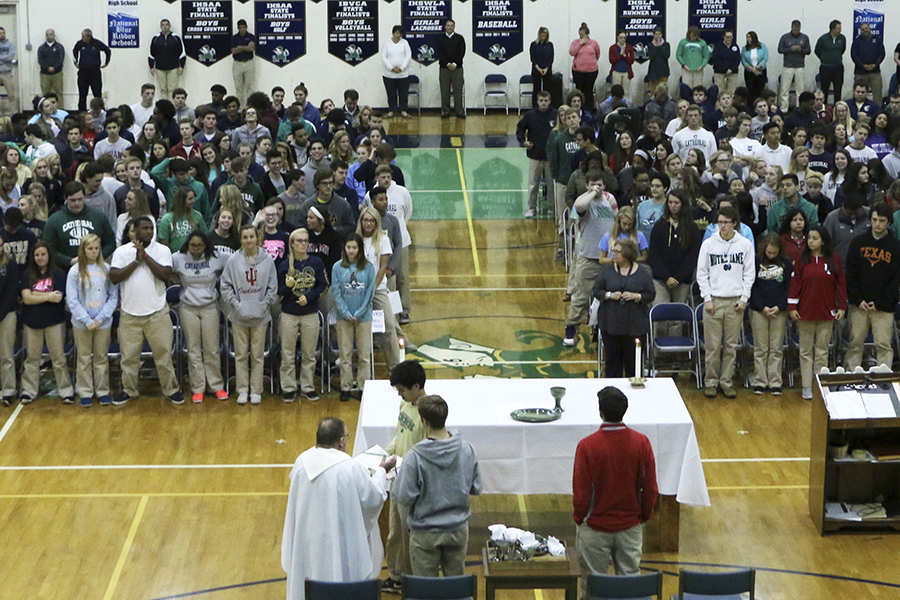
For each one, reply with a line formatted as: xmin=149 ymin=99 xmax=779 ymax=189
xmin=635 ymin=338 xmax=642 ymax=378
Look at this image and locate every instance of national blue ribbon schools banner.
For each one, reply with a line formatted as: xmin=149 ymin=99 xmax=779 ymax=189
xmin=402 ymin=0 xmax=452 ymax=66
xmin=327 ymin=0 xmax=379 ymax=65
xmin=688 ymin=0 xmax=736 ymax=49
xmin=255 ymin=1 xmax=306 ymax=66
xmin=617 ymin=0 xmax=665 ymax=64
xmin=472 ymin=0 xmax=523 ymax=65
xmin=107 ymin=0 xmax=139 ymax=48
xmin=854 ymin=0 xmax=884 ymax=39
xmin=183 ymin=0 xmax=233 ymax=66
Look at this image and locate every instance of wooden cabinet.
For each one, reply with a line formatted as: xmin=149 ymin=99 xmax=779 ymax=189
xmin=809 ymin=373 xmax=900 ymax=534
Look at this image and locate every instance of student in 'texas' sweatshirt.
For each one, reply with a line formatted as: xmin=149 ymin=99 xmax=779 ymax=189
xmin=696 ymin=205 xmax=755 ymax=398
xmin=220 ymin=223 xmax=278 ymax=405
xmin=843 ymin=203 xmax=900 ymax=371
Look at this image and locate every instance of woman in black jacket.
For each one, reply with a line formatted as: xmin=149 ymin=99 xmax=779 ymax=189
xmin=648 ymin=189 xmax=701 ymax=307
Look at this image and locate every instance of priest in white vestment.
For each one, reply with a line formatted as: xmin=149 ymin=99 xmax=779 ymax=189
xmin=281 ymin=417 xmax=394 ymax=600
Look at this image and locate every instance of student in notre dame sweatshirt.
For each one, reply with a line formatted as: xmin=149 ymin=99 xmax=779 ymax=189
xmin=844 ymin=202 xmax=900 ymax=370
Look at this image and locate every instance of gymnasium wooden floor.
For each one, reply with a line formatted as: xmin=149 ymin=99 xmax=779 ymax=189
xmin=2 ymin=115 xmax=900 ymax=599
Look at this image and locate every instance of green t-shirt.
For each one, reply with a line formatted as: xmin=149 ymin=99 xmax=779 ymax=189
xmin=158 ymin=210 xmax=207 ymax=252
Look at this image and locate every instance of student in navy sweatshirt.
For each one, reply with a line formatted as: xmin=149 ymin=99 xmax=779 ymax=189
xmin=516 ymin=91 xmax=557 ymax=218
xmin=748 ymin=233 xmax=793 ymax=395
xmin=788 ymin=226 xmax=846 ymax=399
xmin=844 ymin=203 xmax=900 ymax=371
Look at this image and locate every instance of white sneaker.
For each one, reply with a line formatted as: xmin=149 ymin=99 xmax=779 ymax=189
xmin=250 ymin=394 xmax=262 ymax=405
xmin=563 ymin=337 xmax=575 ymax=347
xmin=802 ymin=387 xmax=813 ymax=400
xmin=237 ymin=393 xmax=248 ymax=405
xmin=524 ymin=209 xmax=535 ymax=218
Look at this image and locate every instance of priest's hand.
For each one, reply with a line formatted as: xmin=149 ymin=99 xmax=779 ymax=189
xmin=381 ymin=455 xmax=398 ymax=472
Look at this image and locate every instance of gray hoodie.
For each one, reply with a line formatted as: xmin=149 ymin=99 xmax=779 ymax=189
xmin=220 ymin=248 xmax=278 ymax=327
xmin=394 ymin=432 xmax=482 ymax=531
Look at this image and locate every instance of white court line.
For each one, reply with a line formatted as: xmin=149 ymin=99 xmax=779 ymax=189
xmin=0 ymin=457 xmax=809 ymax=472
xmin=702 ymin=457 xmax=810 ymax=463
xmin=412 ymin=287 xmax=566 ymax=292
xmin=0 ymin=403 xmax=23 ymax=446
xmin=411 ymin=189 xmax=529 ymax=193
xmin=422 ymin=360 xmax=598 ymax=366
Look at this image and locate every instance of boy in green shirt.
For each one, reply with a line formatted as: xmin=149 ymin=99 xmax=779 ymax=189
xmin=381 ymin=360 xmax=428 ymax=593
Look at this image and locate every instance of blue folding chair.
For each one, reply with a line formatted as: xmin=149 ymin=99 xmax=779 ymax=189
xmin=305 ymin=578 xmax=380 ymax=600
xmin=588 ymin=572 xmax=663 ymax=599
xmin=677 ymin=568 xmax=755 ymax=599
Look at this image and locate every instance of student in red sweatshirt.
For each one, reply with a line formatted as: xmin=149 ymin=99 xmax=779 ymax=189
xmin=788 ymin=226 xmax=846 ymax=399
xmin=573 ymin=386 xmax=657 ymax=593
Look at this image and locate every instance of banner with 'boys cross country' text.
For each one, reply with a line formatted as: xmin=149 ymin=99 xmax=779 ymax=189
xmin=183 ymin=0 xmax=233 ymax=66
xmin=328 ymin=0 xmax=379 ymax=65
xmin=107 ymin=0 xmax=139 ymax=48
xmin=854 ymin=0 xmax=884 ymax=39
xmin=402 ymin=0 xmax=452 ymax=66
xmin=688 ymin=0 xmax=736 ymax=50
xmin=472 ymin=0 xmax=523 ymax=64
xmin=617 ymin=0 xmax=666 ymax=64
xmin=255 ymin=1 xmax=306 ymax=66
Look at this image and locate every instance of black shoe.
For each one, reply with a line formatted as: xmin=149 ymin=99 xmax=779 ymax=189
xmin=752 ymin=386 xmax=766 ymax=395
xmin=112 ymin=393 xmax=131 ymax=406
xmin=381 ymin=578 xmax=402 ymax=594
xmin=770 ymin=387 xmax=782 ymax=396
xmin=457 ymin=113 xmax=467 ymax=119
xmin=20 ymin=395 xmax=32 ymax=405
xmin=2 ymin=396 xmax=12 ymax=407
xmin=440 ymin=113 xmax=451 ymax=119
xmin=340 ymin=390 xmax=351 ymax=402
xmin=283 ymin=391 xmax=296 ymax=403
xmin=398 ymin=313 xmax=411 ymax=325
xmin=304 ymin=390 xmax=320 ymax=402
xmin=62 ymin=396 xmax=75 ymax=405
xmin=168 ymin=391 xmax=185 ymax=405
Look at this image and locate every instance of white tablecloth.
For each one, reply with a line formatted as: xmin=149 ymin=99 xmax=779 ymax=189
xmin=353 ymin=378 xmax=711 ymax=506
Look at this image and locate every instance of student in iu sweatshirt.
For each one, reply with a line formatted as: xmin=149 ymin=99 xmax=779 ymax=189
xmin=843 ymin=202 xmax=900 ymax=371
xmin=696 ymin=205 xmax=755 ymax=398
xmin=221 ymin=223 xmax=278 ymax=405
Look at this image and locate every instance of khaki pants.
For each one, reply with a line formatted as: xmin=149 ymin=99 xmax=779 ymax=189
xmin=855 ymin=71 xmax=883 ymax=105
xmin=386 ymin=498 xmax=412 ymax=579
xmin=682 ymin=69 xmax=705 ymax=89
xmin=554 ymin=182 xmax=568 ymax=235
xmin=279 ymin=311 xmax=319 ymax=394
xmin=232 ymin=59 xmax=256 ymax=105
xmin=409 ymin=526 xmax=468 ymax=577
xmin=703 ymin=296 xmax=742 ymax=388
xmin=749 ymin=310 xmax=787 ymax=388
xmin=120 ymin=308 xmax=179 ymax=397
xmin=156 ymin=69 xmax=180 ymax=99
xmin=845 ymin=306 xmax=893 ymax=370
xmin=527 ymin=158 xmax=552 ymax=212
xmin=0 ymin=312 xmax=15 ymax=397
xmin=0 ymin=70 xmax=18 ymax=113
xmin=780 ymin=67 xmax=805 ymax=111
xmin=611 ymin=71 xmax=631 ymax=99
xmin=40 ymin=72 xmax=64 ymax=106
xmin=22 ymin=323 xmax=74 ymax=398
xmin=567 ymin=255 xmax=602 ymax=327
xmin=373 ymin=289 xmax=400 ymax=369
xmin=395 ymin=246 xmax=411 ymax=315
xmin=73 ymin=327 xmax=111 ymax=398
xmin=713 ymin=73 xmax=738 ymax=96
xmin=180 ymin=303 xmax=224 ymax=394
xmin=652 ymin=280 xmax=692 ymax=336
xmin=576 ymin=522 xmax=643 ymax=597
xmin=336 ymin=318 xmax=372 ymax=391
xmin=798 ymin=320 xmax=833 ymax=389
xmin=232 ymin=322 xmax=267 ymax=395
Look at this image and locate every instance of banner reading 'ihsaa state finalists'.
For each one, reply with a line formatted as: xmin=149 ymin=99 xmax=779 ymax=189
xmin=255 ymin=1 xmax=306 ymax=66
xmin=688 ymin=0 xmax=736 ymax=49
xmin=617 ymin=0 xmax=665 ymax=64
xmin=183 ymin=0 xmax=233 ymax=66
xmin=108 ymin=0 xmax=139 ymax=48
xmin=472 ymin=0 xmax=523 ymax=65
xmin=402 ymin=0 xmax=452 ymax=66
xmin=328 ymin=0 xmax=378 ymax=65
xmin=854 ymin=0 xmax=884 ymax=39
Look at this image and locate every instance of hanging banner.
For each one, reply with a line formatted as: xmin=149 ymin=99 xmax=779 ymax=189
xmin=402 ymin=1 xmax=451 ymax=66
xmin=854 ymin=0 xmax=885 ymax=39
xmin=472 ymin=0 xmax=523 ymax=65
xmin=327 ymin=0 xmax=378 ymax=65
xmin=617 ymin=0 xmax=665 ymax=64
xmin=688 ymin=0 xmax=736 ymax=50
xmin=107 ymin=0 xmax=139 ymax=48
xmin=183 ymin=0 xmax=233 ymax=66
xmin=255 ymin=1 xmax=306 ymax=66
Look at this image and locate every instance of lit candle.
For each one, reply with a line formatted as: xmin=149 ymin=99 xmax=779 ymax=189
xmin=399 ymin=338 xmax=406 ymax=362
xmin=635 ymin=338 xmax=642 ymax=378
